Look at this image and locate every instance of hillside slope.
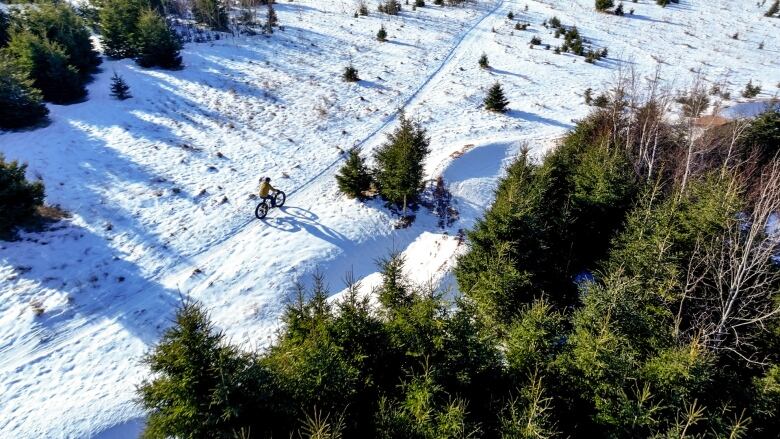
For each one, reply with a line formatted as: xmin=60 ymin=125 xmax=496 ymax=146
xmin=1 ymin=1 xmax=778 ymax=437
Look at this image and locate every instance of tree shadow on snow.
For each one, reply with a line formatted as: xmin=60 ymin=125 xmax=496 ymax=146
xmin=505 ymin=109 xmax=573 ymax=129
xmin=2 ymin=222 xmax=181 ymax=347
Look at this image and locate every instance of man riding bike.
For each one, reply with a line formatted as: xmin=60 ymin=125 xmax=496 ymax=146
xmin=258 ymin=177 xmax=279 ymax=207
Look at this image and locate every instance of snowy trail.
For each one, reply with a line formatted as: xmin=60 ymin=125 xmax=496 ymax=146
xmin=166 ymin=0 xmax=507 ymax=291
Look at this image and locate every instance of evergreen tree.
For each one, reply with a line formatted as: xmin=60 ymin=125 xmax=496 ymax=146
xmin=192 ymin=0 xmax=229 ymax=30
xmin=343 ymin=64 xmax=359 ymax=82
xmin=478 ymin=52 xmax=489 ymax=68
xmin=0 ymin=9 xmax=9 ymax=48
xmin=19 ymin=3 xmax=101 ymax=77
xmin=267 ymin=2 xmax=278 ymax=28
xmin=3 ymin=31 xmax=86 ymax=104
xmin=377 ymin=24 xmax=387 ymax=42
xmin=336 ymin=148 xmax=372 ymax=199
xmin=0 ymin=154 xmax=45 ymax=238
xmin=483 ymin=82 xmax=508 ymax=112
xmin=0 ymin=55 xmax=49 ymax=130
xmin=372 ymin=114 xmax=430 ymax=209
xmin=110 ymin=72 xmax=131 ymax=99
xmin=138 ymin=301 xmax=275 ymax=439
xmin=595 ymin=0 xmax=614 ymax=10
xmin=99 ymin=0 xmax=147 ymax=59
xmin=135 ymin=9 xmax=182 ymax=69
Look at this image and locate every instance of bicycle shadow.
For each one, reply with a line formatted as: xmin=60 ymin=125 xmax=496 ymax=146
xmin=264 ymin=206 xmax=348 ymax=247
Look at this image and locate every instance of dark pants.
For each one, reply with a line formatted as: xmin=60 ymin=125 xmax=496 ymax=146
xmin=261 ymin=195 xmax=275 ymax=207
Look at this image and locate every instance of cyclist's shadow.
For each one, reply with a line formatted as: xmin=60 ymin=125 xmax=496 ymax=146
xmin=264 ymin=206 xmax=348 ymax=247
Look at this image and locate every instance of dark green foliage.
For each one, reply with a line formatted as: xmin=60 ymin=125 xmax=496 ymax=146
xmin=378 ymin=0 xmax=401 ymax=15
xmin=595 ymin=0 xmax=614 ymax=11
xmin=0 ymin=55 xmax=48 ymax=129
xmin=0 ymin=154 xmax=44 ymax=238
xmin=529 ymin=35 xmax=541 ymax=45
xmin=336 ymin=147 xmax=372 ymax=199
xmin=138 ymin=301 xmax=279 ymax=439
xmin=99 ymin=0 xmax=147 ymax=59
xmin=3 ymin=31 xmax=86 ymax=104
xmin=478 ymin=52 xmax=488 ymax=68
xmin=614 ymin=2 xmax=624 ymax=15
xmin=742 ymin=80 xmax=762 ymax=98
xmin=18 ymin=3 xmax=101 ymax=76
xmin=549 ymin=16 xmax=561 ymax=28
xmin=192 ymin=0 xmax=229 ymax=30
xmin=740 ymin=106 xmax=779 ymax=164
xmin=377 ymin=24 xmax=387 ymax=42
xmin=110 ymin=72 xmax=131 ymax=99
xmin=0 ymin=9 xmax=9 ymax=48
xmin=415 ymin=0 xmax=425 ymax=7
xmin=372 ymin=114 xmax=430 ymax=206
xmin=135 ymin=9 xmax=182 ymax=69
xmin=456 ymin=112 xmax=639 ymax=324
xmin=483 ymin=82 xmax=508 ymax=112
xmin=342 ymin=64 xmax=359 ymax=82
xmin=507 ymin=11 xmax=514 ymax=20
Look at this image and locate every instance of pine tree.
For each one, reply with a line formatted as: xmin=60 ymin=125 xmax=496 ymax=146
xmin=192 ymin=0 xmax=229 ymax=30
xmin=267 ymin=2 xmax=278 ymax=27
xmin=342 ymin=64 xmax=359 ymax=82
xmin=484 ymin=82 xmax=509 ymax=112
xmin=20 ymin=3 xmax=101 ymax=77
xmin=595 ymin=0 xmax=614 ymax=10
xmin=138 ymin=301 xmax=267 ymax=439
xmin=478 ymin=53 xmax=489 ymax=68
xmin=377 ymin=25 xmax=387 ymax=42
xmin=110 ymin=72 xmax=131 ymax=99
xmin=135 ymin=9 xmax=182 ymax=69
xmin=4 ymin=31 xmax=86 ymax=104
xmin=507 ymin=11 xmax=514 ymax=20
xmin=0 ymin=154 xmax=45 ymax=237
xmin=373 ymin=114 xmax=430 ymax=210
xmin=766 ymin=0 xmax=780 ymax=17
xmin=0 ymin=10 xmax=9 ymax=48
xmin=99 ymin=0 xmax=147 ymax=59
xmin=336 ymin=148 xmax=372 ymax=199
xmin=0 ymin=55 xmax=49 ymax=130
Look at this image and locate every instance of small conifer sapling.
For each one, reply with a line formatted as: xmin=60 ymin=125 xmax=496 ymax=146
xmin=484 ymin=82 xmax=509 ymax=113
xmin=110 ymin=72 xmax=131 ymax=100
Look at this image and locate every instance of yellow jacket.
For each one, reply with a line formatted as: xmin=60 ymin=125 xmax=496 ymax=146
xmin=258 ymin=181 xmax=276 ymax=197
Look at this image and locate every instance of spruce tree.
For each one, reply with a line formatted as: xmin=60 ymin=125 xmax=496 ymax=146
xmin=110 ymin=72 xmax=131 ymax=99
xmin=484 ymin=82 xmax=508 ymax=112
xmin=0 ymin=10 xmax=9 ymax=48
xmin=595 ymin=0 xmax=614 ymax=10
xmin=478 ymin=53 xmax=489 ymax=68
xmin=0 ymin=55 xmax=49 ymax=130
xmin=138 ymin=301 xmax=267 ymax=439
xmin=192 ymin=0 xmax=229 ymax=30
xmin=4 ymin=31 xmax=86 ymax=104
xmin=0 ymin=154 xmax=45 ymax=237
xmin=135 ymin=9 xmax=182 ymax=69
xmin=99 ymin=0 xmax=146 ymax=59
xmin=20 ymin=3 xmax=101 ymax=77
xmin=336 ymin=148 xmax=372 ymax=199
xmin=343 ymin=64 xmax=359 ymax=82
xmin=267 ymin=2 xmax=278 ymax=27
xmin=373 ymin=114 xmax=430 ymax=210
xmin=377 ymin=25 xmax=387 ymax=42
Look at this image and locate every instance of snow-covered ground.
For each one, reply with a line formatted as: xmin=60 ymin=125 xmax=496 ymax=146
xmin=1 ymin=1 xmax=778 ymax=437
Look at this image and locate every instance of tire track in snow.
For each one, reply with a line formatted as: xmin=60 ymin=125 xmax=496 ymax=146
xmin=168 ymin=0 xmax=506 ymax=279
